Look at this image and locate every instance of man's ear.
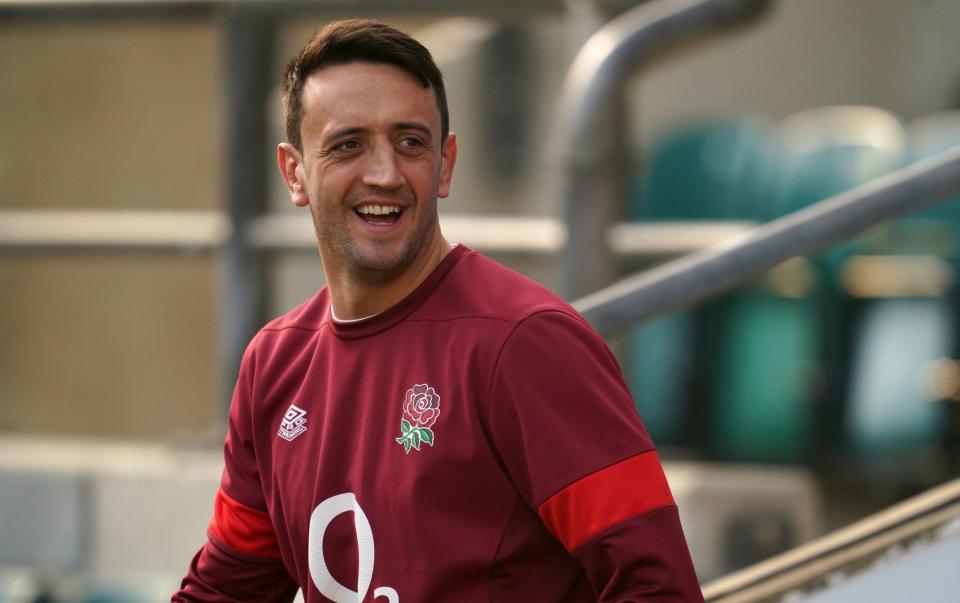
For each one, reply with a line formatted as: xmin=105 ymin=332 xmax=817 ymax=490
xmin=437 ymin=132 xmax=457 ymax=200
xmin=277 ymin=143 xmax=309 ymax=207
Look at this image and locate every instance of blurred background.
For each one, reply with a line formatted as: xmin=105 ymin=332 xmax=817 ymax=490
xmin=1 ymin=0 xmax=959 ymax=600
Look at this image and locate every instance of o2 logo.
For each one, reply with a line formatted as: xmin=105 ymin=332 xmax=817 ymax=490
xmin=308 ymin=493 xmax=400 ymax=603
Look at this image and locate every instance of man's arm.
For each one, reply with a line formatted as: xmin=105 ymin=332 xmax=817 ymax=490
xmin=173 ymin=343 xmax=299 ymax=603
xmin=177 ymin=537 xmax=298 ymax=603
xmin=538 ymin=451 xmax=702 ymax=601
xmin=572 ymin=505 xmax=700 ymax=602
xmin=488 ymin=310 xmax=703 ymax=602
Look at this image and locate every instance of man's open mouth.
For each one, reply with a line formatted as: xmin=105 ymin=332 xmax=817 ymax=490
xmin=355 ymin=204 xmax=403 ymax=226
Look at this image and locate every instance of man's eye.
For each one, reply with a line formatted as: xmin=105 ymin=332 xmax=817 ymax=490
xmin=333 ymin=140 xmax=360 ymax=152
xmin=400 ymin=137 xmax=424 ymax=149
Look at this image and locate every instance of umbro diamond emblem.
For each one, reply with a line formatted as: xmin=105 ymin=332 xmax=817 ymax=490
xmin=278 ymin=404 xmax=307 ymax=442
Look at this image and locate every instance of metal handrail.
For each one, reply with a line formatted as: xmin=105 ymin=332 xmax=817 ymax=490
xmin=554 ymin=0 xmax=772 ymax=298
xmin=702 ymin=477 xmax=960 ymax=602
xmin=573 ymin=147 xmax=960 ymax=337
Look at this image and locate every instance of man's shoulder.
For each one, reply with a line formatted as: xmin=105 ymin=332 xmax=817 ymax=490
xmin=419 ymin=248 xmax=583 ymax=326
xmin=231 ymin=289 xmax=332 ymax=385
xmin=246 ymin=288 xmax=329 ymax=354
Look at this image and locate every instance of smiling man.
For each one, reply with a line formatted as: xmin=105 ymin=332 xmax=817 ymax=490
xmin=174 ymin=19 xmax=702 ymax=603
xmin=281 ymin=58 xmax=456 ymax=320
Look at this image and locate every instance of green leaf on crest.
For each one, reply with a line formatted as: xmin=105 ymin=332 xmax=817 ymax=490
xmin=419 ymin=428 xmax=434 ymax=445
xmin=401 ymin=419 xmax=411 ymax=433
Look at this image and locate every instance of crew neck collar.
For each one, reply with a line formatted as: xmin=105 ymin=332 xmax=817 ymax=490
xmin=330 ymin=306 xmax=379 ymax=324
xmin=326 ymin=244 xmax=470 ymax=339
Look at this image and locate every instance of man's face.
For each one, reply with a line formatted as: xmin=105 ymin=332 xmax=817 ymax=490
xmin=278 ymin=62 xmax=456 ymax=285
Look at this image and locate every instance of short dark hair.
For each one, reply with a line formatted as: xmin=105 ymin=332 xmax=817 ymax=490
xmin=282 ymin=18 xmax=449 ymax=151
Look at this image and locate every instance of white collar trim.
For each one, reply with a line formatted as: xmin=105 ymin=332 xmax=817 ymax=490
xmin=330 ymin=304 xmax=380 ymax=324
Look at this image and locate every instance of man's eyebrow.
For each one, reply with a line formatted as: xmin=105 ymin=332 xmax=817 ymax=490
xmin=393 ymin=122 xmax=433 ymax=138
xmin=324 ymin=126 xmax=367 ymax=142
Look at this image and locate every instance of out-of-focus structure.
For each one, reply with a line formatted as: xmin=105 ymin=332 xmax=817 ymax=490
xmin=1 ymin=0 xmax=960 ymax=600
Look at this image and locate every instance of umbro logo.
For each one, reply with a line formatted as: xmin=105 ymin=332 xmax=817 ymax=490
xmin=278 ymin=404 xmax=307 ymax=442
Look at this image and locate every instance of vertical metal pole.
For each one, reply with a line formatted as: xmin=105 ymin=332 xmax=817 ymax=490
xmin=555 ymin=0 xmax=771 ymax=299
xmin=219 ymin=7 xmax=274 ymax=414
xmin=561 ymin=0 xmax=624 ymax=299
xmin=560 ymin=98 xmax=628 ymax=299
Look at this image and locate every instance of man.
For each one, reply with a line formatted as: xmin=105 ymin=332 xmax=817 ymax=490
xmin=175 ymin=18 xmax=702 ymax=602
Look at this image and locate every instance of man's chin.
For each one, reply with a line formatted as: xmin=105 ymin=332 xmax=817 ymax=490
xmin=348 ymin=249 xmax=414 ymax=284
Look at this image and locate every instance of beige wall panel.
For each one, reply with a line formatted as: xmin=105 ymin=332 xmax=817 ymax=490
xmin=0 ymin=19 xmax=223 ymax=209
xmin=0 ymin=254 xmax=218 ymax=439
xmin=0 ymin=19 xmax=222 ymax=438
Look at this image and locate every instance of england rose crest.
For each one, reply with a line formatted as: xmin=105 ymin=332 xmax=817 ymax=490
xmin=395 ymin=383 xmax=440 ymax=454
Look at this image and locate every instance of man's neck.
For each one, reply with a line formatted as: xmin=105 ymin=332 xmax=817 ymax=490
xmin=326 ymin=237 xmax=453 ymax=321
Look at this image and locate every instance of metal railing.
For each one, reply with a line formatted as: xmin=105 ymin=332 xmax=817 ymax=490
xmin=546 ymin=4 xmax=960 ymax=600
xmin=702 ymin=477 xmax=960 ymax=602
xmin=573 ymin=147 xmax=960 ymax=337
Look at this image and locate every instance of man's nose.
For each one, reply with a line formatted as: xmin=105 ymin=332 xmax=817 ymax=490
xmin=362 ymin=143 xmax=406 ymax=190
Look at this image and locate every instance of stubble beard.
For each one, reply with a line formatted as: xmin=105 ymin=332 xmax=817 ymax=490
xmin=313 ymin=196 xmax=440 ymax=289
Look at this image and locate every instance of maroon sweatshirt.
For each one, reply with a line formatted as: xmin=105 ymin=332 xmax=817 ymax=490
xmin=174 ymin=245 xmax=703 ymax=602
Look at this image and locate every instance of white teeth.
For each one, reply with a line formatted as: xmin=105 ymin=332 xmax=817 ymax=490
xmin=356 ymin=204 xmax=402 ymax=215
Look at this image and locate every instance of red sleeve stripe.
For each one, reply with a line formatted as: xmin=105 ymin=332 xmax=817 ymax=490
xmin=208 ymin=488 xmax=282 ymax=558
xmin=537 ymin=450 xmax=675 ymax=552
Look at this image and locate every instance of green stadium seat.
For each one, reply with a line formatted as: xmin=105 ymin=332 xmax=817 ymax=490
xmin=846 ymin=298 xmax=952 ymax=457
xmin=905 ymin=111 xmax=960 ymax=222
xmin=773 ymin=105 xmax=906 ymax=273
xmin=833 ymin=112 xmax=960 ymax=470
xmin=626 ymin=119 xmax=777 ymax=449
xmin=710 ymin=292 xmax=818 ymax=462
xmin=773 ymin=106 xmax=904 ymax=218
xmin=627 ymin=311 xmax=695 ymax=446
xmin=630 ymin=118 xmax=776 ymax=221
xmin=710 ymin=107 xmax=905 ymax=463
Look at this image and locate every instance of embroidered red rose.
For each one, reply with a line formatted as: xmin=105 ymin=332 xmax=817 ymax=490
xmin=396 ymin=384 xmax=440 ymax=454
xmin=402 ymin=384 xmax=441 ymax=428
